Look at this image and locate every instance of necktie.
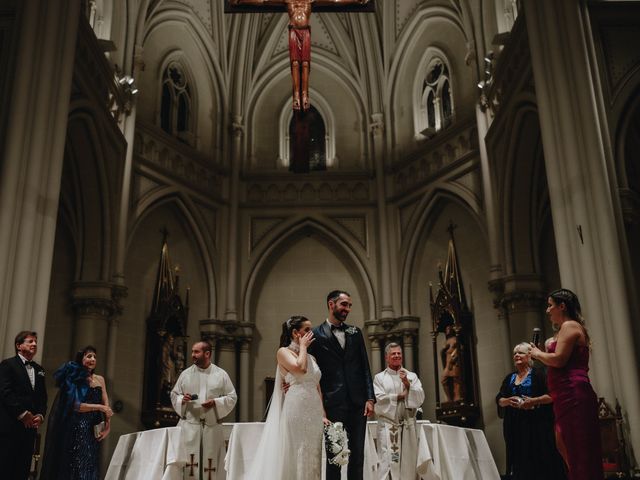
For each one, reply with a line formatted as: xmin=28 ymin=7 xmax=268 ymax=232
xmin=331 ymin=324 xmax=345 ymax=331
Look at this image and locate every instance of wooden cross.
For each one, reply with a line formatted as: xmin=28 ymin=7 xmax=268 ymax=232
xmin=225 ymin=1 xmax=374 ymax=170
xmin=226 ymin=0 xmax=374 ymax=112
xmin=186 ymin=453 xmax=198 ymax=477
xmin=204 ymin=458 xmax=216 ymax=480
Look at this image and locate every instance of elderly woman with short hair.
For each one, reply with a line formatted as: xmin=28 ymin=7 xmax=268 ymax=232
xmin=496 ymin=342 xmax=566 ymax=480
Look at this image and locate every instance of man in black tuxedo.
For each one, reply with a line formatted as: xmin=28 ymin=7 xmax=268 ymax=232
xmin=309 ymin=290 xmax=375 ymax=480
xmin=0 ymin=331 xmax=48 ymax=480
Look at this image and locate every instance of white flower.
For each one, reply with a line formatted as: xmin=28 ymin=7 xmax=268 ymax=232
xmin=345 ymin=326 xmax=358 ymax=335
xmin=324 ymin=421 xmax=350 ymax=466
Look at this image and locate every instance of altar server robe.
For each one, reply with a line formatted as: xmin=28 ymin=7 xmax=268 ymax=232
xmin=171 ymin=363 xmax=237 ymax=480
xmin=374 ymin=368 xmax=425 ymax=480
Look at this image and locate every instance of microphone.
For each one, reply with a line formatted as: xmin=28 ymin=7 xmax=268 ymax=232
xmin=532 ymin=328 xmax=541 ymax=347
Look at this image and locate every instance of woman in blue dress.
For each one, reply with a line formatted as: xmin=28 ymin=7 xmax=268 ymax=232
xmin=496 ymin=342 xmax=566 ymax=480
xmin=41 ymin=346 xmax=113 ymax=479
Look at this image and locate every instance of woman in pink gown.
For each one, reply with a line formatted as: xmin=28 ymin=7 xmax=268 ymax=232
xmin=530 ymin=289 xmax=603 ymax=480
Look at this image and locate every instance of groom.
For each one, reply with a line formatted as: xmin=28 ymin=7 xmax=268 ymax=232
xmin=309 ymin=290 xmax=375 ymax=479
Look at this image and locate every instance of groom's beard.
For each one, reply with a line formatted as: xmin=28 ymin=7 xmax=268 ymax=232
xmin=333 ymin=306 xmax=348 ymax=322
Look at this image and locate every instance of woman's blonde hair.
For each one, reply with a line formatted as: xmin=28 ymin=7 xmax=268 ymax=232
xmin=513 ymin=342 xmax=533 ymax=367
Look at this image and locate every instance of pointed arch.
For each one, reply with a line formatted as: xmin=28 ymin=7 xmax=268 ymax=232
xmin=243 ymin=218 xmax=375 ymax=323
xmin=129 ymin=188 xmax=218 ymax=316
xmin=62 ymin=99 xmax=125 ymax=282
xmin=499 ymin=101 xmax=548 ymax=276
xmin=399 ymin=187 xmax=485 ymax=315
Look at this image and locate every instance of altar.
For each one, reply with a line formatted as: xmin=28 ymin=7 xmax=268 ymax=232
xmin=106 ymin=421 xmax=500 ymax=480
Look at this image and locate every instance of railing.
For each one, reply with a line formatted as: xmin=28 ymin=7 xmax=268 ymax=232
xmin=390 ymin=121 xmax=478 ymax=197
xmin=134 ymin=121 xmax=227 ymax=199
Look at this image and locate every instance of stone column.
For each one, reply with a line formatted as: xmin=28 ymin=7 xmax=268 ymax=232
xmin=0 ymin=1 xmax=80 ymax=358
xmin=370 ymin=114 xmax=394 ymax=319
xmin=403 ymin=333 xmax=415 ymax=373
xmin=239 ymin=339 xmax=251 ymax=421
xmin=475 ymin=104 xmax=502 ymax=282
xmin=71 ymin=282 xmax=119 ymax=356
xmin=369 ymin=337 xmax=382 ymax=375
xmin=496 ymin=275 xmax=546 ymax=348
xmin=224 ymin=118 xmax=243 ymax=321
xmin=217 ymin=340 xmax=237 ymax=385
xmin=524 ymin=0 xmax=640 ymax=448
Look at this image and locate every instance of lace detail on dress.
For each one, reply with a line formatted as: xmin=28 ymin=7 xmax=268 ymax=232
xmin=282 ymin=355 xmax=323 ymax=480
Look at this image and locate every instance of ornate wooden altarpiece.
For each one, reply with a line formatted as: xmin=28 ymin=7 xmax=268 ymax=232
xmin=141 ymin=232 xmax=190 ymax=428
xmin=429 ymin=224 xmax=482 ymax=428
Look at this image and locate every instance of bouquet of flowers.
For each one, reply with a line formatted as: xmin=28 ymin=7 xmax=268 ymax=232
xmin=323 ymin=421 xmax=350 ymax=466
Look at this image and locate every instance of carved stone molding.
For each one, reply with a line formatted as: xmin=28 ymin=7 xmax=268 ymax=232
xmin=391 ymin=122 xmax=478 ymax=197
xmin=243 ymin=176 xmax=372 ymax=206
xmin=489 ymin=277 xmax=546 ymax=314
xmin=199 ymin=318 xmax=255 ymax=344
xmin=365 ymin=316 xmax=420 ymax=343
xmin=71 ymin=281 xmax=125 ymax=318
xmin=134 ymin=121 xmax=227 ymax=199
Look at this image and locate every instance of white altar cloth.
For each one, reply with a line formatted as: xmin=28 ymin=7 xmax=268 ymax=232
xmin=105 ymin=426 xmax=186 ymax=480
xmin=105 ymin=421 xmax=499 ymax=480
xmin=224 ymin=421 xmax=379 ymax=479
xmin=415 ymin=422 xmax=500 ymax=480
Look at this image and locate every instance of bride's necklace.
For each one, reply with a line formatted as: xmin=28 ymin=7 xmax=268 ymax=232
xmin=288 ymin=341 xmax=300 ymax=353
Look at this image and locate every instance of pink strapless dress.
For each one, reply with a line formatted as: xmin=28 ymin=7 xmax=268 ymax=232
xmin=547 ymin=341 xmax=603 ymax=480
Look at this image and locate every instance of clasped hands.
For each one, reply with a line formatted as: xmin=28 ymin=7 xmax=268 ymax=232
xmin=20 ymin=411 xmax=43 ymax=429
xmin=395 ymin=369 xmax=411 ymax=401
xmin=503 ymin=395 xmax=536 ymax=410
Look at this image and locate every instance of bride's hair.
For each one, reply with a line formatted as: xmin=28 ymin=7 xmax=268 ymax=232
xmin=279 ymin=315 xmax=309 ymax=347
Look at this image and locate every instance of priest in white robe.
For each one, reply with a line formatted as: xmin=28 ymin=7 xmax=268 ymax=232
xmin=171 ymin=340 xmax=237 ymax=480
xmin=374 ymin=342 xmax=425 ymax=480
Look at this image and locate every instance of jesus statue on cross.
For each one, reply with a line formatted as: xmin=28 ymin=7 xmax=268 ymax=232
xmin=229 ymin=0 xmax=371 ymax=111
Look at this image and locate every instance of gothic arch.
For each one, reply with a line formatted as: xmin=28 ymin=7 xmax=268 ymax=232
xmin=399 ymin=187 xmax=485 ymax=315
xmin=62 ymin=101 xmax=124 ymax=281
xmin=156 ymin=52 xmax=199 ymax=144
xmin=277 ymin=89 xmax=336 ymax=168
xmin=500 ymin=102 xmax=548 ymax=276
xmin=129 ymin=189 xmax=218 ymax=316
xmin=142 ymin=7 xmax=225 ymax=153
xmin=246 ymin=58 xmax=367 ymax=169
xmin=243 ymin=218 xmax=376 ymax=324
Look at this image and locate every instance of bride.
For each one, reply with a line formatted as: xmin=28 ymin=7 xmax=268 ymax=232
xmin=248 ymin=315 xmax=328 ymax=479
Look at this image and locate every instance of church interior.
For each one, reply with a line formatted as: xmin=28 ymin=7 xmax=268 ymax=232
xmin=1 ymin=0 xmax=639 ymax=476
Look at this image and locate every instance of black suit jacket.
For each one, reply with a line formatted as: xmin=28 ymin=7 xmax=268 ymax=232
xmin=309 ymin=322 xmax=375 ymax=411
xmin=0 ymin=356 xmax=47 ymax=434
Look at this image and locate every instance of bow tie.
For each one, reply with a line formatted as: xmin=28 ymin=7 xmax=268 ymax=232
xmin=24 ymin=361 xmax=35 ymax=368
xmin=331 ymin=323 xmax=346 ymax=331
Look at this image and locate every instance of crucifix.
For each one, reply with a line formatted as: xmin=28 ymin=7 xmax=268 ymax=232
xmin=226 ymin=0 xmax=374 ymax=171
xmin=204 ymin=458 xmax=216 ymax=480
xmin=227 ymin=0 xmax=373 ymax=112
xmin=185 ymin=453 xmax=198 ymax=477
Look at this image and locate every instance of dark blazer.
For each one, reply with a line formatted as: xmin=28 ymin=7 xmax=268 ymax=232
xmin=309 ymin=322 xmax=375 ymax=411
xmin=0 ymin=355 xmax=48 ymax=434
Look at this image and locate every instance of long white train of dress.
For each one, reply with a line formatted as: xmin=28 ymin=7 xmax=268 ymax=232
xmin=247 ymin=354 xmax=324 ymax=480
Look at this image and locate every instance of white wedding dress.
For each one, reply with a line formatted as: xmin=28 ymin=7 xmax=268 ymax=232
xmin=247 ymin=353 xmax=324 ymax=480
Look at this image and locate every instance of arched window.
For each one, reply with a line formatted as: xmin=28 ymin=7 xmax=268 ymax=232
xmin=160 ymin=62 xmax=193 ymax=144
xmin=417 ymin=57 xmax=454 ymax=137
xmin=288 ymin=106 xmax=327 ymax=173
